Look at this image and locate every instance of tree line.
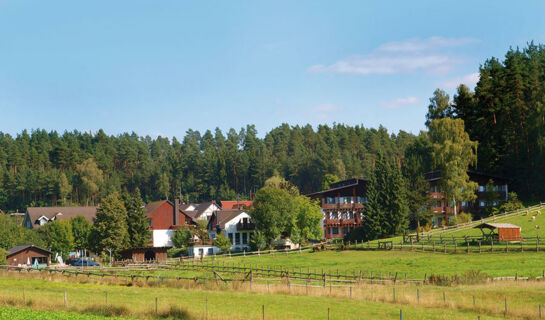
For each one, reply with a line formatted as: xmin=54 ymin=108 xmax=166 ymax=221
xmin=0 ymin=124 xmax=413 ymax=212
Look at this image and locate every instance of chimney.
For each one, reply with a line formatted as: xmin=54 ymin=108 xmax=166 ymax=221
xmin=174 ymin=199 xmax=181 ymax=226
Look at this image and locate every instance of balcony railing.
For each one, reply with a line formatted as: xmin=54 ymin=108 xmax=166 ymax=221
xmin=236 ymin=222 xmax=255 ymax=231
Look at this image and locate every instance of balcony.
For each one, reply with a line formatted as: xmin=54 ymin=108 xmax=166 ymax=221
xmin=236 ymin=222 xmax=255 ymax=231
xmin=322 ymin=203 xmax=365 ymax=209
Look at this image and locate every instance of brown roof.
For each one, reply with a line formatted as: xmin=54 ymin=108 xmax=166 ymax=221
xmin=213 ymin=210 xmax=246 ymax=229
xmin=26 ymin=206 xmax=98 ymax=227
xmin=7 ymin=244 xmax=52 ymax=257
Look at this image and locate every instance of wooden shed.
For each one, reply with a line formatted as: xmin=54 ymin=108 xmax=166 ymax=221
xmin=6 ymin=245 xmax=51 ymax=266
xmin=119 ymin=247 xmax=170 ymax=263
xmin=474 ymin=223 xmax=521 ymax=241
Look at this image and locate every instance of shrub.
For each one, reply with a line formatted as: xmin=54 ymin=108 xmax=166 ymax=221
xmin=213 ymin=234 xmax=232 ymax=252
xmin=454 ymin=212 xmax=472 ymax=224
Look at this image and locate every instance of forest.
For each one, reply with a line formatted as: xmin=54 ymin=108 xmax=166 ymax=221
xmin=1 ymin=43 xmax=544 ymax=212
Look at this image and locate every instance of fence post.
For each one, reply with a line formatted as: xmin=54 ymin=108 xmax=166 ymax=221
xmin=505 ymin=297 xmax=507 ymax=316
xmin=64 ymin=290 xmax=67 ymax=307
xmin=155 ymin=297 xmax=158 ymax=315
xmin=538 ymin=236 xmax=540 ymax=252
xmin=506 ymin=241 xmax=509 ymax=252
xmin=328 ymin=307 xmax=330 ymax=320
xmin=393 ymin=287 xmax=396 ymax=302
xmin=539 ymin=304 xmax=541 ymax=319
xmin=473 ymin=295 xmax=475 ymax=306
xmin=400 ymin=309 xmax=402 ymax=320
xmin=443 ymin=292 xmax=446 ymax=304
xmin=467 ymin=241 xmax=470 ymax=253
xmin=479 ymin=241 xmax=481 ymax=253
xmin=521 ymin=238 xmax=524 ymax=252
xmin=22 ymin=287 xmax=25 ymax=304
xmin=417 ymin=288 xmax=419 ymax=304
xmin=433 ymin=241 xmax=435 ymax=252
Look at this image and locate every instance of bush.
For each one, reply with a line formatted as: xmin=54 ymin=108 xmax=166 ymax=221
xmin=213 ymin=234 xmax=232 ymax=252
xmin=454 ymin=212 xmax=472 ymax=224
xmin=0 ymin=249 xmax=6 ymax=265
xmin=167 ymin=247 xmax=185 ymax=258
xmin=249 ymin=230 xmax=267 ymax=251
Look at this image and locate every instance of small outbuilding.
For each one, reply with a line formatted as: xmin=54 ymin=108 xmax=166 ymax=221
xmin=6 ymin=245 xmax=51 ymax=266
xmin=474 ymin=223 xmax=521 ymax=241
xmin=119 ymin=247 xmax=170 ymax=263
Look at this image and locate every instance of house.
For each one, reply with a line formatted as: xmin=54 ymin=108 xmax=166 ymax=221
xmin=220 ymin=200 xmax=253 ymax=210
xmin=181 ymin=201 xmax=221 ymax=222
xmin=119 ymin=246 xmax=170 ymax=263
xmin=6 ymin=245 xmax=51 ymax=266
xmin=146 ymin=199 xmax=196 ymax=247
xmin=426 ymin=170 xmax=509 ymax=225
xmin=207 ymin=209 xmax=254 ymax=251
xmin=307 ymin=178 xmax=368 ymax=239
xmin=23 ymin=206 xmax=98 ymax=229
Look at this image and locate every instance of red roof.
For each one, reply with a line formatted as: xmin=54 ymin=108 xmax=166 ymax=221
xmin=220 ymin=201 xmax=253 ymax=210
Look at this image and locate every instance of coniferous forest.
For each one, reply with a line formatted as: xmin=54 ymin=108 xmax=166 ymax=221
xmin=1 ymin=43 xmax=545 ymax=211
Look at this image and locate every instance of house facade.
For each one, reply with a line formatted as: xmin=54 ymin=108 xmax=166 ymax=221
xmin=146 ymin=200 xmax=195 ymax=247
xmin=207 ymin=210 xmax=254 ymax=251
xmin=426 ymin=170 xmax=509 ymax=225
xmin=23 ymin=206 xmax=97 ymax=229
xmin=6 ymin=245 xmax=51 ymax=266
xmin=307 ymin=178 xmax=368 ymax=240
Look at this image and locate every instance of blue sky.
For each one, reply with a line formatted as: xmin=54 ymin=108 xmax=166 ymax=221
xmin=1 ymin=1 xmax=544 ymax=138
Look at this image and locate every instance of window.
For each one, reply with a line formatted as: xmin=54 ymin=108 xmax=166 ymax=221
xmin=342 ymin=211 xmax=349 ymax=219
xmin=325 ymin=197 xmax=336 ymax=204
xmin=478 ymin=185 xmax=485 ymax=192
xmin=228 ymin=233 xmax=234 ymax=244
xmin=461 ymin=202 xmax=467 ymax=207
xmin=242 ymin=233 xmax=248 ymax=244
xmin=357 ymin=196 xmax=367 ymax=204
xmin=430 ymin=185 xmax=439 ymax=192
xmin=338 ymin=197 xmax=345 ymax=204
xmin=198 ymin=248 xmax=204 ymax=256
xmin=343 ymin=227 xmax=349 ymax=235
xmin=207 ymin=248 xmax=214 ymax=255
xmin=330 ymin=211 xmax=339 ymax=219
xmin=344 ymin=196 xmax=354 ymax=204
xmin=235 ymin=233 xmax=241 ymax=245
xmin=492 ymin=201 xmax=498 ymax=206
xmin=480 ymin=201 xmax=486 ymax=207
xmin=331 ymin=227 xmax=339 ymax=235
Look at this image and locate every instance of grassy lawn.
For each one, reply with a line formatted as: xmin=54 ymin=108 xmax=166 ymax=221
xmin=0 ymin=307 xmax=129 ymax=319
xmin=0 ymin=273 xmax=534 ymax=319
xmin=218 ymin=249 xmax=545 ymax=279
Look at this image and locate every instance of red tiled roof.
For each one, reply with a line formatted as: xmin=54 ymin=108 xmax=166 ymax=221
xmin=220 ymin=201 xmax=253 ymax=210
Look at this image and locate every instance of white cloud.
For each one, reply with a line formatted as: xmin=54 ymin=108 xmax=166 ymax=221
xmin=380 ymin=96 xmax=420 ymax=109
xmin=439 ymin=72 xmax=480 ymax=89
xmin=315 ymin=104 xmax=343 ymax=112
xmin=313 ymin=104 xmax=344 ymax=120
xmin=309 ymin=36 xmax=478 ymax=76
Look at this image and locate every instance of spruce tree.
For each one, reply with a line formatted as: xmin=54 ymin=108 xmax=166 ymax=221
xmin=123 ymin=188 xmax=151 ymax=247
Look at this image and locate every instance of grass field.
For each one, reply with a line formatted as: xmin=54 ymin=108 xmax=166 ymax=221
xmin=2 ymin=272 xmax=544 ymax=319
xmin=0 ymin=307 xmax=128 ymax=319
xmin=216 ymin=249 xmax=545 ymax=279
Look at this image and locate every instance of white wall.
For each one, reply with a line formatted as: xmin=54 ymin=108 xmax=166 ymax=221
xmin=188 ymin=245 xmax=221 ymax=258
xmin=153 ymin=229 xmax=174 ymax=247
xmin=222 ymin=211 xmax=252 ymax=251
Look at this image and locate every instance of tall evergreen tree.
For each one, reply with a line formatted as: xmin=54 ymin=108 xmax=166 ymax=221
xmin=123 ymin=188 xmax=151 ymax=247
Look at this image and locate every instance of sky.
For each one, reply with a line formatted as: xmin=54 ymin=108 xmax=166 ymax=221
xmin=1 ymin=1 xmax=545 ymax=139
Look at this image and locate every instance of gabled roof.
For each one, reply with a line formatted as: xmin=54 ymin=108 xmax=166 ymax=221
xmin=211 ymin=210 xmax=247 ymax=229
xmin=7 ymin=244 xmax=52 ymax=257
xmin=26 ymin=207 xmax=97 ymax=226
xmin=221 ymin=201 xmax=253 ymax=210
xmin=145 ymin=200 xmax=169 ymax=215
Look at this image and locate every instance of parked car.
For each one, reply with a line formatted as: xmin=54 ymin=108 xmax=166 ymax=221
xmin=72 ymin=258 xmax=100 ymax=267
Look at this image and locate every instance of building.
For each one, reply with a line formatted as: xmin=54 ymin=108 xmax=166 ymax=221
xmin=474 ymin=223 xmax=521 ymax=242
xmin=119 ymin=247 xmax=170 ymax=263
xmin=181 ymin=201 xmax=221 ymax=222
xmin=188 ymin=244 xmax=221 ymax=259
xmin=307 ymin=178 xmax=368 ymax=240
xmin=220 ymin=200 xmax=253 ymax=210
xmin=23 ymin=206 xmax=97 ymax=229
xmin=6 ymin=245 xmax=51 ymax=266
xmin=207 ymin=209 xmax=254 ymax=251
xmin=146 ymin=200 xmax=196 ymax=247
xmin=426 ymin=170 xmax=509 ymax=225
